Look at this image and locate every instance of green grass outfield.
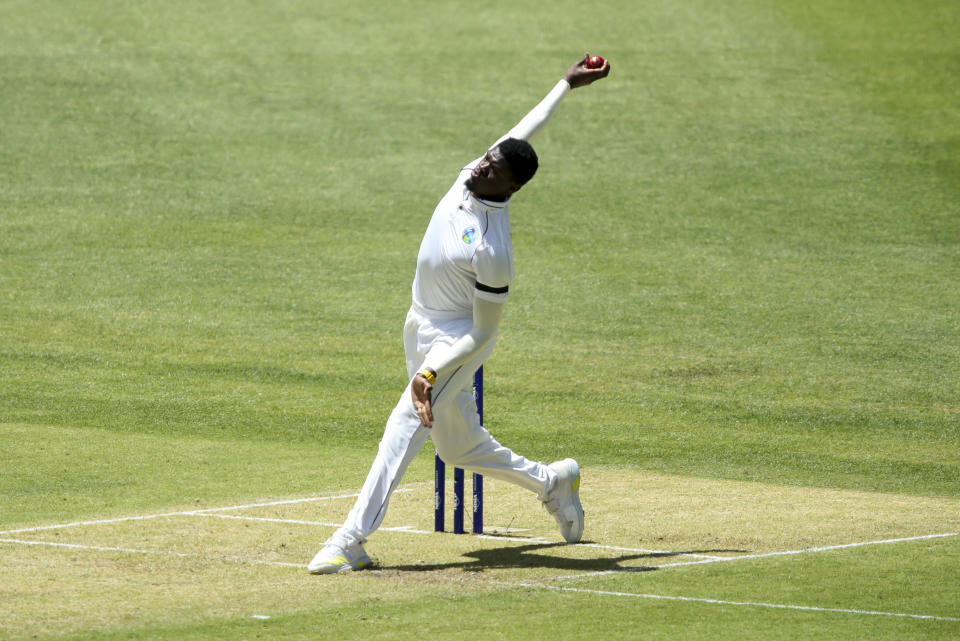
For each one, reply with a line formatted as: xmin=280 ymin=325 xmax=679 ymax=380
xmin=1 ymin=0 xmax=958 ymax=639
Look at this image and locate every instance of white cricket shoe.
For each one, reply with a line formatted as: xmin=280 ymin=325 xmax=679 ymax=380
xmin=542 ymin=458 xmax=584 ymax=543
xmin=307 ymin=533 xmax=372 ymax=574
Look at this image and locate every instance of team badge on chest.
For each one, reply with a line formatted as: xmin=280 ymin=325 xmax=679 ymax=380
xmin=462 ymin=226 xmax=479 ymax=244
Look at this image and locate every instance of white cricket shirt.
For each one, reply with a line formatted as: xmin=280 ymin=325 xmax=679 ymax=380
xmin=411 ymin=161 xmax=514 ymax=318
xmin=409 ymin=78 xmax=571 ymax=321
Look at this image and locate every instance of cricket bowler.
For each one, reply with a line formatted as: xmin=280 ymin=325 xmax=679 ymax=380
xmin=309 ymin=54 xmax=611 ymax=573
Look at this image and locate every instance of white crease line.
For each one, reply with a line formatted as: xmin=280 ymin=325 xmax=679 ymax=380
xmin=5 ymin=503 xmax=753 ymax=559
xmin=0 ymin=511 xmax=207 ymax=536
xmin=575 ymin=542 xmax=723 ymax=558
xmin=0 ymin=490 xmax=410 ymax=536
xmin=553 ymin=532 xmax=960 ymax=582
xmin=1 ymin=482 xmax=695 ymax=555
xmin=188 ymin=513 xmax=344 ymax=527
xmin=188 ymin=512 xmax=434 ymax=534
xmin=655 ymin=532 xmax=960 ymax=570
xmin=479 ymin=534 xmax=552 ymax=544
xmin=0 ymin=537 xmax=304 ymax=569
xmin=494 ymin=581 xmax=960 ymax=622
xmin=190 ymin=488 xmax=412 ymax=514
xmin=185 ymin=513 xmax=696 ymax=552
xmin=189 ymin=512 xmax=547 ymax=541
xmin=5 ymin=534 xmax=955 ymax=623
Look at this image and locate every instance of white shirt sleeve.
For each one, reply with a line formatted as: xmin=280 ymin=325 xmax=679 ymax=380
xmin=472 ymin=241 xmax=512 ymax=303
xmin=493 ymin=79 xmax=571 ymax=147
xmin=421 ymin=296 xmax=504 ymax=376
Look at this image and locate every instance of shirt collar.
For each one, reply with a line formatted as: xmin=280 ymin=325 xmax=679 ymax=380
xmin=463 ymin=187 xmax=509 ymax=213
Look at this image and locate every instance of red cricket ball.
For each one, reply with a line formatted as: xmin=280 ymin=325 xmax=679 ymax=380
xmin=586 ymin=55 xmax=605 ymax=69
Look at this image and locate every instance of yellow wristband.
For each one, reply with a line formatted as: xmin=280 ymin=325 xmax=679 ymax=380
xmin=417 ymin=368 xmax=437 ymax=385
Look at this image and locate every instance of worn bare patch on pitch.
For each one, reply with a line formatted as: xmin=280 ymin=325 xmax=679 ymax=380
xmin=328 ymin=467 xmax=960 ymax=578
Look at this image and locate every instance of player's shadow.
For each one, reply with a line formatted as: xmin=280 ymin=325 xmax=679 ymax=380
xmin=384 ymin=541 xmax=746 ymax=574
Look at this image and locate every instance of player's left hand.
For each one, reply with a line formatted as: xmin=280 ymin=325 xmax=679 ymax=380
xmin=412 ymin=375 xmax=434 ymax=428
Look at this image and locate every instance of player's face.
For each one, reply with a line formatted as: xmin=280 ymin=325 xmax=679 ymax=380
xmin=466 ymin=147 xmax=519 ymax=201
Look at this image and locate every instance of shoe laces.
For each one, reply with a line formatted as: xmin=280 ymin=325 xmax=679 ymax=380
xmin=542 ymin=497 xmax=561 ymax=516
xmin=325 ymin=532 xmax=359 ymax=550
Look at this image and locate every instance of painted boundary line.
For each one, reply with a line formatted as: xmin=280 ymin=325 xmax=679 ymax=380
xmin=495 ymin=582 xmax=960 ymax=623
xmin=552 ymin=532 xmax=960 ymax=582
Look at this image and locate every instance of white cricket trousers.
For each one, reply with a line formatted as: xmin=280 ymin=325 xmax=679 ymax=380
xmin=338 ymin=304 xmax=554 ymax=542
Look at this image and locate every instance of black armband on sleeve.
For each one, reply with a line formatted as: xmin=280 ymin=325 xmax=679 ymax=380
xmin=475 ymin=281 xmax=509 ymax=295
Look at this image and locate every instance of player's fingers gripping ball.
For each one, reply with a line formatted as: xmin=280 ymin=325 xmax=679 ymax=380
xmin=586 ymin=55 xmax=605 ymax=69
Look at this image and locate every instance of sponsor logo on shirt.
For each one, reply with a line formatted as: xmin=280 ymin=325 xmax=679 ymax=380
xmin=462 ymin=226 xmax=478 ymax=244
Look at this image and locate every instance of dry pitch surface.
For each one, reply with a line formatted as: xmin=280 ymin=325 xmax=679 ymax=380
xmin=3 ymin=467 xmax=958 ymax=638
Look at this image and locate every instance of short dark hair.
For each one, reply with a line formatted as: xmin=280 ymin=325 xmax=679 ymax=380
xmin=497 ymin=138 xmax=539 ymax=186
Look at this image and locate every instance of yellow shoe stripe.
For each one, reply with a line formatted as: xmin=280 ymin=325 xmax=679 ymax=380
xmin=322 ymin=555 xmax=370 ymax=570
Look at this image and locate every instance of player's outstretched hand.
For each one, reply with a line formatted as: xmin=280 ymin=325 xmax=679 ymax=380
xmin=411 ymin=375 xmax=434 ymax=428
xmin=565 ymin=53 xmax=611 ymax=89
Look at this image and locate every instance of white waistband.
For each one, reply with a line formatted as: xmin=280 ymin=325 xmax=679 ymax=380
xmin=410 ymin=301 xmax=472 ymax=321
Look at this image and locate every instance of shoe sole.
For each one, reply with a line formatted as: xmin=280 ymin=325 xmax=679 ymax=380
xmin=308 ymin=554 xmax=372 ymax=574
xmin=308 ymin=560 xmax=371 ymax=574
xmin=308 ymin=564 xmax=348 ymax=574
xmin=566 ymin=463 xmax=584 ymax=543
